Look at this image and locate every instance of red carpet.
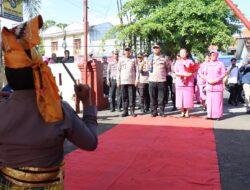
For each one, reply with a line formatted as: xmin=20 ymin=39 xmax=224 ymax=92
xmin=64 ymin=116 xmax=221 ymax=190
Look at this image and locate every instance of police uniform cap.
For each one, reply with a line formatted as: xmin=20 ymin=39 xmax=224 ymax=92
xmin=124 ymin=46 xmax=131 ymax=51
xmin=153 ymin=43 xmax=161 ymax=48
xmin=137 ymin=53 xmax=143 ymax=58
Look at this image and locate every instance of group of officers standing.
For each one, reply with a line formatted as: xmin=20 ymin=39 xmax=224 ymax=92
xmin=102 ymin=42 xmax=177 ymax=118
xmin=101 ymin=42 xmax=229 ymax=120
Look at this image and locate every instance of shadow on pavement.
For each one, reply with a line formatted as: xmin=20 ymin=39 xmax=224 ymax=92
xmin=64 ymin=122 xmax=116 ymax=155
xmin=98 ymin=114 xmax=121 ymax=121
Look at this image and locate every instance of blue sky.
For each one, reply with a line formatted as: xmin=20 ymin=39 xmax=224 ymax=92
xmin=233 ymin=0 xmax=250 ymax=20
xmin=1 ymin=0 xmax=119 ymax=27
xmin=39 ymin=0 xmax=119 ymax=25
xmin=1 ymin=0 xmax=250 ymax=28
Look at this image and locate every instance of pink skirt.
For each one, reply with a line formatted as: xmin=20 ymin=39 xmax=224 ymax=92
xmin=206 ymin=91 xmax=223 ymax=119
xmin=176 ymin=86 xmax=194 ymax=109
xmin=198 ymin=84 xmax=206 ymax=101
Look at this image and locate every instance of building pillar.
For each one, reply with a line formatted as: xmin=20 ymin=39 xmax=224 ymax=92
xmin=78 ymin=59 xmax=108 ymax=110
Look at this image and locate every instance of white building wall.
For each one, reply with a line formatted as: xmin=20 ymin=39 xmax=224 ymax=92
xmin=42 ymin=23 xmax=116 ymax=105
xmin=241 ymin=45 xmax=249 ymax=65
xmin=42 ymin=22 xmax=117 ymax=59
xmin=43 ymin=38 xmax=51 ymax=57
xmin=49 ymin=62 xmax=81 ymax=106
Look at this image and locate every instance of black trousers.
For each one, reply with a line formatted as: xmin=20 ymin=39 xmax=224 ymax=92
xmin=149 ymin=82 xmax=166 ymax=113
xmin=109 ymin=79 xmax=122 ymax=110
xmin=237 ymin=84 xmax=245 ymax=103
xmin=228 ymin=83 xmax=238 ymax=104
xmin=138 ymin=83 xmax=150 ymax=111
xmin=103 ymin=77 xmax=109 ymax=96
xmin=121 ymin=84 xmax=136 ymax=113
xmin=166 ymin=76 xmax=176 ymax=107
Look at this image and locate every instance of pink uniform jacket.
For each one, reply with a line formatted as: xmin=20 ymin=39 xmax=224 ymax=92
xmin=204 ymin=61 xmax=226 ymax=92
xmin=174 ymin=59 xmax=195 ymax=87
xmin=197 ymin=62 xmax=207 ymax=85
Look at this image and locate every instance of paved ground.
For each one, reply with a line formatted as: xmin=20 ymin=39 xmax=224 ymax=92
xmin=213 ymin=102 xmax=250 ymax=190
xmin=65 ymin=91 xmax=250 ymax=190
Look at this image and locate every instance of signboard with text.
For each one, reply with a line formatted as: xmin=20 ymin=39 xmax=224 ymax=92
xmin=0 ymin=0 xmax=23 ymax=22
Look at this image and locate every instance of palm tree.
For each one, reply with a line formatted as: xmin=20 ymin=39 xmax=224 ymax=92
xmin=23 ymin=0 xmax=41 ymax=19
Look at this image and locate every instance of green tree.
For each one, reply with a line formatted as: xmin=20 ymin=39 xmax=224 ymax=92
xmin=23 ymin=0 xmax=41 ymax=19
xmin=43 ymin=20 xmax=56 ymax=30
xmin=112 ymin=0 xmax=239 ymax=56
xmin=57 ymin=23 xmax=68 ymax=29
xmin=42 ymin=20 xmax=68 ymax=30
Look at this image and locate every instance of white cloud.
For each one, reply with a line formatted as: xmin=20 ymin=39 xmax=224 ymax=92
xmin=88 ymin=11 xmax=120 ymax=26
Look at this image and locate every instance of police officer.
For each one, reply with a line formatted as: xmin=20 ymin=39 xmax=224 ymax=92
xmin=136 ymin=53 xmax=150 ymax=113
xmin=148 ymin=43 xmax=169 ymax=117
xmin=102 ymin=56 xmax=109 ymax=97
xmin=107 ymin=50 xmax=122 ymax=112
xmin=117 ymin=47 xmax=137 ymax=117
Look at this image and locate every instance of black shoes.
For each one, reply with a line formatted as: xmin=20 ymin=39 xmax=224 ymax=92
xmin=206 ymin=117 xmax=220 ymax=121
xmin=121 ymin=108 xmax=137 ymax=117
xmin=130 ymin=108 xmax=137 ymax=117
xmin=159 ymin=113 xmax=165 ymax=117
xmin=131 ymin=112 xmax=137 ymax=117
xmin=171 ymin=107 xmax=177 ymax=111
xmin=151 ymin=112 xmax=158 ymax=117
xmin=121 ymin=112 xmax=129 ymax=117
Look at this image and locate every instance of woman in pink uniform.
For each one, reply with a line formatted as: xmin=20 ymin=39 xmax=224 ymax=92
xmin=197 ymin=54 xmax=210 ymax=110
xmin=174 ymin=49 xmax=195 ymax=117
xmin=203 ymin=51 xmax=226 ymax=120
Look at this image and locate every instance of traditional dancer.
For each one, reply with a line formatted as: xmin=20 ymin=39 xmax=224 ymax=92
xmin=0 ymin=15 xmax=98 ymax=189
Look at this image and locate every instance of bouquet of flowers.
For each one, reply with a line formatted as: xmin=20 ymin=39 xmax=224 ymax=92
xmin=184 ymin=63 xmax=199 ymax=73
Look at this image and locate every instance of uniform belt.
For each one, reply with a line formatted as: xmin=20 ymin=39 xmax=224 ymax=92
xmin=0 ymin=164 xmax=64 ymax=188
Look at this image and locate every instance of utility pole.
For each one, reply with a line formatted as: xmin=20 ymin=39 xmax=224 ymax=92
xmin=83 ymin=0 xmax=88 ymax=84
xmin=78 ymin=0 xmax=116 ymax=110
xmin=117 ymin=0 xmax=125 ymax=49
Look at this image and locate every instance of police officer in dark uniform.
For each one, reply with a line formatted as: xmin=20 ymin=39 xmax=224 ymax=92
xmin=107 ymin=50 xmax=122 ymax=112
xmin=148 ymin=43 xmax=169 ymax=117
xmin=136 ymin=53 xmax=150 ymax=113
xmin=117 ymin=47 xmax=138 ymax=117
